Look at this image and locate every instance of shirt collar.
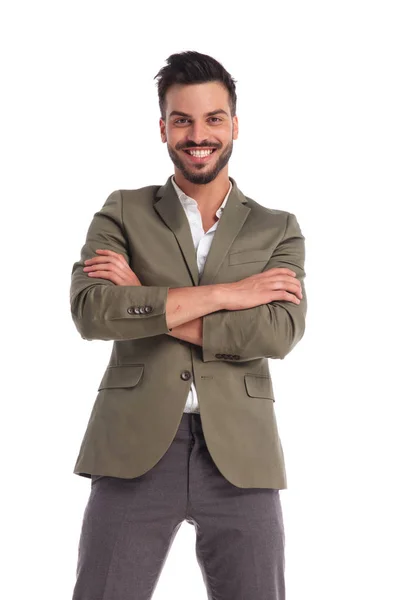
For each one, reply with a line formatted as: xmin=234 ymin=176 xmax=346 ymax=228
xmin=171 ymin=175 xmax=232 ymax=217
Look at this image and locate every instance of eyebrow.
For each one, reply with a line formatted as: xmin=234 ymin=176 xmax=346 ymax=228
xmin=168 ymin=109 xmax=229 ymax=119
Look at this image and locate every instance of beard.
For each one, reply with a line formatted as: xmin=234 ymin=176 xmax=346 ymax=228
xmin=167 ymin=139 xmax=234 ymax=185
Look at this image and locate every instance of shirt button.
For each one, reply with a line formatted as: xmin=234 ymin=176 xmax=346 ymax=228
xmin=180 ymin=370 xmax=192 ymax=381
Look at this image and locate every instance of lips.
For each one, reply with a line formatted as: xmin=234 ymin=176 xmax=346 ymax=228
xmin=182 ymin=148 xmax=217 ymax=163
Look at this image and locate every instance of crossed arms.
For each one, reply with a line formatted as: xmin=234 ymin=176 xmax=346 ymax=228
xmin=70 ymin=190 xmax=307 ymax=362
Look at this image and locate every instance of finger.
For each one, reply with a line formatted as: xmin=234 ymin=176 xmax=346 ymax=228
xmin=271 ymin=280 xmax=303 ymax=298
xmin=95 ymin=249 xmax=129 ymax=266
xmin=85 ymin=254 xmax=124 ymax=264
xmin=84 ymin=254 xmax=129 ymax=271
xmin=251 ymin=269 xmax=297 ymax=280
xmin=85 ymin=262 xmax=127 ymax=280
xmin=253 ymin=271 xmax=301 ymax=288
xmin=283 ymin=292 xmax=301 ymax=304
xmin=270 ymin=277 xmax=302 ymax=291
xmin=264 ymin=273 xmax=301 ymax=289
xmin=269 ymin=290 xmax=301 ymax=304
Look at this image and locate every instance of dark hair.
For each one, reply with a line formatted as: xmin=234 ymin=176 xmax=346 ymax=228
xmin=154 ymin=50 xmax=237 ymax=121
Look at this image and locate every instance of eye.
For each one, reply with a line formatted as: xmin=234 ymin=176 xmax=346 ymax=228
xmin=173 ymin=117 xmax=222 ymax=125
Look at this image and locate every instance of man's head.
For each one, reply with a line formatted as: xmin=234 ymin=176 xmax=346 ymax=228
xmin=154 ymin=51 xmax=239 ymax=185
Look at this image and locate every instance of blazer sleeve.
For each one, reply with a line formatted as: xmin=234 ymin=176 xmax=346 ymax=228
xmin=70 ymin=189 xmax=171 ymax=341
xmin=201 ymin=212 xmax=307 ymax=362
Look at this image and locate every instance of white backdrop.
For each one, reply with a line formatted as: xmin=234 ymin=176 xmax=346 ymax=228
xmin=1 ymin=1 xmax=399 ymax=599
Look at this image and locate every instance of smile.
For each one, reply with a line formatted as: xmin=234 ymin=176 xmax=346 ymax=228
xmin=182 ymin=148 xmax=217 ymax=162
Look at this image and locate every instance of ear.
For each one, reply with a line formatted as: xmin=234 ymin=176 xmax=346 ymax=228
xmin=232 ymin=115 xmax=239 ymax=140
xmin=159 ymin=117 xmax=167 ymax=143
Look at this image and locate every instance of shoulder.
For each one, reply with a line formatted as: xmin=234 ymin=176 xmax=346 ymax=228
xmin=102 ymin=185 xmax=162 ymax=216
xmin=241 ymin=193 xmax=304 ymax=240
xmin=119 ymin=184 xmax=161 ymax=197
xmin=106 ymin=185 xmax=159 ymax=205
xmin=243 ymin=194 xmax=294 ymax=225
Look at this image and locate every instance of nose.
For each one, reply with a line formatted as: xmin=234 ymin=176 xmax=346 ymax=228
xmin=186 ymin=120 xmax=210 ymax=146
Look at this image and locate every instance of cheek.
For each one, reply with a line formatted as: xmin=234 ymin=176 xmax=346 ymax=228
xmin=219 ymin=126 xmax=234 ymax=142
xmin=167 ymin=133 xmax=182 ymax=148
xmin=220 ymin=136 xmax=233 ymax=151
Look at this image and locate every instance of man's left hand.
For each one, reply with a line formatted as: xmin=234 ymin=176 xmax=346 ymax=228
xmin=83 ymin=249 xmax=201 ymax=344
xmin=83 ymin=249 xmax=142 ymax=286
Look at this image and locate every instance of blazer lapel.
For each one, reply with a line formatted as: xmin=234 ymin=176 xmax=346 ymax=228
xmin=199 ymin=179 xmax=250 ymax=286
xmin=154 ymin=176 xmax=200 ymax=286
xmin=154 ymin=175 xmax=251 ymax=287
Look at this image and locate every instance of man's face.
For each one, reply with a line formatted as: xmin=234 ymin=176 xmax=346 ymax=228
xmin=159 ymin=81 xmax=238 ymax=185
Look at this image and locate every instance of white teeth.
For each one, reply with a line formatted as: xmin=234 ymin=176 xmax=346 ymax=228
xmin=188 ymin=149 xmax=213 ymax=157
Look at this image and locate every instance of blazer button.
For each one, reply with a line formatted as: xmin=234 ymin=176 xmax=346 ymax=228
xmin=180 ymin=370 xmax=191 ymax=381
xmin=233 ymin=355 xmax=240 ymax=360
xmin=127 ymin=306 xmax=135 ymax=314
xmin=215 ymin=353 xmax=224 ymax=359
xmin=144 ymin=306 xmax=153 ymax=313
xmin=134 ymin=307 xmax=141 ymax=314
xmin=139 ymin=306 xmax=146 ymax=314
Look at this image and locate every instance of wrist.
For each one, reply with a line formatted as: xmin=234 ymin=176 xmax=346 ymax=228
xmin=212 ymin=283 xmax=229 ymax=311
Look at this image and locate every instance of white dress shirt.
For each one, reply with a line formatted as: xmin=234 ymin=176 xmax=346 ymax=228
xmin=171 ymin=175 xmax=233 ymax=413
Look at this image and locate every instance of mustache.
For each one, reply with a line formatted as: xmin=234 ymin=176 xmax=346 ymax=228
xmin=177 ymin=143 xmax=221 ymax=150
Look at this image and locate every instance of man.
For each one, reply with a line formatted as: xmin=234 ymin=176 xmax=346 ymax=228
xmin=70 ymin=50 xmax=306 ymax=600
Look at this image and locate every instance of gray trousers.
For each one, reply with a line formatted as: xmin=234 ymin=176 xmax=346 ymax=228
xmin=71 ymin=412 xmax=285 ymax=599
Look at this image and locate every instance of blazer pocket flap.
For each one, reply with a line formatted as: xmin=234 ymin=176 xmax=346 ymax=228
xmin=229 ymin=249 xmax=272 ymax=265
xmin=98 ymin=364 xmax=144 ymax=391
xmin=244 ymin=374 xmax=275 ymax=400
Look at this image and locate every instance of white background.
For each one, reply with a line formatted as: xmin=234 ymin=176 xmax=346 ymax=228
xmin=1 ymin=1 xmax=399 ymax=598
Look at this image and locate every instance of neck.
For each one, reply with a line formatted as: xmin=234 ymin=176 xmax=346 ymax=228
xmin=173 ymin=168 xmax=231 ymax=214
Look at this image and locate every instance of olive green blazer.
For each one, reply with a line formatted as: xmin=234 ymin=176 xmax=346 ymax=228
xmin=70 ymin=174 xmax=307 ymax=488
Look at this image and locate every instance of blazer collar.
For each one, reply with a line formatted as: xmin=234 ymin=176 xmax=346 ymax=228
xmin=154 ymin=174 xmax=251 ymax=287
xmin=171 ymin=175 xmax=232 ymax=218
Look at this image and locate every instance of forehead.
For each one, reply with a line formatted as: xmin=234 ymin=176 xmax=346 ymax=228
xmin=165 ymin=81 xmax=230 ymax=117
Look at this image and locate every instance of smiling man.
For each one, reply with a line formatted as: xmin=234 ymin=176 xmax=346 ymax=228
xmin=70 ymin=51 xmax=307 ymax=600
xmin=165 ymin=89 xmax=235 ymax=185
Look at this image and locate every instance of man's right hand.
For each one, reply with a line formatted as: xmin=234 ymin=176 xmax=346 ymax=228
xmin=218 ymin=268 xmax=303 ymax=311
